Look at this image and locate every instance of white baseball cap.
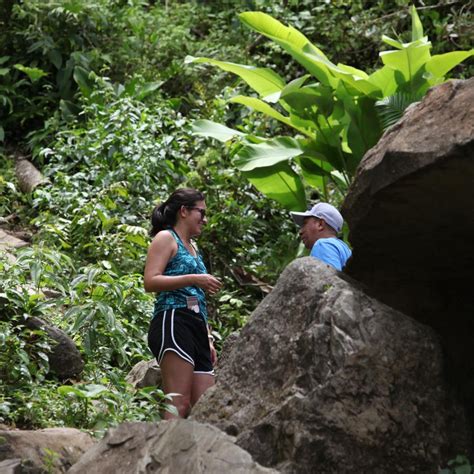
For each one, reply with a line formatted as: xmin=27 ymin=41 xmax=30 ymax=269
xmin=290 ymin=203 xmax=343 ymax=233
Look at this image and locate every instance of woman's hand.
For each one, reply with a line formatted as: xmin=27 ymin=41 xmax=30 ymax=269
xmin=193 ymin=274 xmax=222 ymax=294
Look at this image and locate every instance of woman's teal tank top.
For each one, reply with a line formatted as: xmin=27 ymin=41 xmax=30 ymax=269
xmin=153 ymin=229 xmax=208 ymax=320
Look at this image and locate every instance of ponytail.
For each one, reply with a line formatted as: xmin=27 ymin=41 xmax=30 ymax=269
xmin=150 ymin=188 xmax=205 ymax=237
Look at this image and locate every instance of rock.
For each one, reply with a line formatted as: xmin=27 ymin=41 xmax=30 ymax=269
xmin=14 ymin=158 xmax=47 ymax=194
xmin=68 ymin=420 xmax=278 ymax=474
xmin=0 ymin=230 xmax=29 ymax=265
xmin=0 ymin=459 xmax=28 ymax=474
xmin=191 ymin=258 xmax=471 ymax=473
xmin=0 ymin=427 xmax=95 ymax=473
xmin=217 ymin=331 xmax=240 ymax=368
xmin=341 ymin=78 xmax=474 ymax=432
xmin=0 ymin=230 xmax=28 ymax=250
xmin=125 ymin=359 xmax=161 ymax=389
xmin=25 ymin=317 xmax=84 ymax=380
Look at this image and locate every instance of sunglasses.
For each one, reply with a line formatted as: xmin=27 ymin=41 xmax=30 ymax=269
xmin=186 ymin=206 xmax=206 ymax=219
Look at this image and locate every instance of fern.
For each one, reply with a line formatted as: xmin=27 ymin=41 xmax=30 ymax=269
xmin=375 ymin=92 xmax=420 ymax=132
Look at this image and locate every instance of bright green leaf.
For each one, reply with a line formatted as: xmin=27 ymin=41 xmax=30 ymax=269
xmin=243 ymin=161 xmax=306 ymax=210
xmin=186 ymin=55 xmax=285 ymax=98
xmin=239 ymin=12 xmax=336 ymax=87
xmin=425 ymin=50 xmax=474 ymax=78
xmin=380 ymin=43 xmax=432 ymax=83
xmin=82 ymin=384 xmax=108 ymax=398
xmin=382 ymin=35 xmax=404 ymax=50
xmin=268 ymin=74 xmax=309 ymax=103
xmin=191 ymin=119 xmax=245 ymax=142
xmin=367 ymin=66 xmax=398 ymax=96
xmin=410 ymin=6 xmax=424 ymax=42
xmin=14 ymin=64 xmax=48 ymax=82
xmin=230 ymin=95 xmax=311 ymax=136
xmin=57 ymin=386 xmax=86 ymax=398
xmin=234 ymin=137 xmax=303 ymax=172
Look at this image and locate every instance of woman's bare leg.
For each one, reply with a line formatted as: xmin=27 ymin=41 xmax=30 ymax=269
xmin=160 ymin=351 xmax=194 ymax=419
xmin=190 ymin=374 xmax=214 ymax=407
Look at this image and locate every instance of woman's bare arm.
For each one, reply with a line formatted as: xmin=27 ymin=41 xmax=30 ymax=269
xmin=144 ymin=231 xmax=193 ymax=292
xmin=144 ymin=231 xmax=222 ymax=294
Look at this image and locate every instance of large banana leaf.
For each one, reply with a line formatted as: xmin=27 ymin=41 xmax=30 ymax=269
xmin=298 ymin=156 xmax=346 ymax=192
xmin=185 ymin=56 xmax=285 ymax=99
xmin=344 ymin=96 xmax=381 ymax=168
xmin=410 ymin=5 xmax=424 ymax=41
xmin=233 ymin=137 xmax=303 ymax=172
xmin=229 ymin=95 xmax=312 ymax=136
xmin=301 ymin=47 xmax=382 ymax=97
xmin=425 ymin=50 xmax=474 ymax=79
xmin=269 ymin=74 xmax=310 ymax=104
xmin=188 ymin=6 xmax=472 ymax=211
xmin=380 ymin=41 xmax=432 ymax=83
xmin=367 ymin=66 xmax=398 ymax=97
xmin=300 ymin=137 xmax=346 ymax=175
xmin=282 ymin=84 xmax=334 ymax=118
xmin=242 ymin=160 xmax=306 ymax=211
xmin=192 ymin=119 xmax=244 ymax=142
xmin=240 ymin=12 xmax=382 ymax=97
xmin=239 ymin=12 xmax=337 ymax=88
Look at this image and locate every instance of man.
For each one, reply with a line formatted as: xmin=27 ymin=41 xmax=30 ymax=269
xmin=290 ymin=203 xmax=352 ymax=271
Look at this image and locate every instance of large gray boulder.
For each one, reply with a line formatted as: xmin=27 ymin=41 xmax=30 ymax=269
xmin=0 ymin=427 xmax=95 ymax=473
xmin=192 ymin=258 xmax=470 ymax=473
xmin=125 ymin=359 xmax=162 ymax=389
xmin=68 ymin=420 xmax=277 ymax=474
xmin=25 ymin=317 xmax=84 ymax=380
xmin=341 ymin=78 xmax=474 ymax=434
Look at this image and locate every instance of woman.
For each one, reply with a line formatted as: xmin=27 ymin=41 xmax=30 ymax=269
xmin=144 ymin=188 xmax=221 ymax=418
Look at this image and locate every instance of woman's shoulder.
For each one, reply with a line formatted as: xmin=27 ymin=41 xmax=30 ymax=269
xmin=152 ymin=229 xmax=178 ymax=247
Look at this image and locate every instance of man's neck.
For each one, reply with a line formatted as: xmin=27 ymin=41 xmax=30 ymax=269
xmin=318 ymin=230 xmax=337 ymax=239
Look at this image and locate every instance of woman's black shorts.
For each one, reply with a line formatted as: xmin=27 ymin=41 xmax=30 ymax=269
xmin=148 ymin=308 xmax=214 ymax=375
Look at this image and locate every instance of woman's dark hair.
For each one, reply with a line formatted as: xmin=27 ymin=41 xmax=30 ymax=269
xmin=150 ymin=188 xmax=205 ymax=237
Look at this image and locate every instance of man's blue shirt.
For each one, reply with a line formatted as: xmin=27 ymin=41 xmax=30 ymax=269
xmin=310 ymin=237 xmax=352 ymax=271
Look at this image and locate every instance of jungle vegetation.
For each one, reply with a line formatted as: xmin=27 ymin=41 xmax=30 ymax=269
xmin=0 ymin=0 xmax=472 ymax=442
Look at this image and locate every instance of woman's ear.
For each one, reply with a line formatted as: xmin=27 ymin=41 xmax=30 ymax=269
xmin=178 ymin=205 xmax=187 ymax=218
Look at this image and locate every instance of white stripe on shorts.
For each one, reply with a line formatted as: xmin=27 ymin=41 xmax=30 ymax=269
xmin=157 ymin=309 xmax=195 ymax=367
xmin=171 ymin=309 xmax=195 ymax=365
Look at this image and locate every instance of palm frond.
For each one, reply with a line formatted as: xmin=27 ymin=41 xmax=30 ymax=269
xmin=375 ymin=93 xmax=420 ymax=131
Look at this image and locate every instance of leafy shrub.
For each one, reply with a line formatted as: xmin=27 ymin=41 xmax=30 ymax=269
xmin=189 ymin=6 xmax=472 ymax=209
xmin=9 ymin=0 xmax=469 ymax=434
xmin=440 ymin=455 xmax=473 ymax=474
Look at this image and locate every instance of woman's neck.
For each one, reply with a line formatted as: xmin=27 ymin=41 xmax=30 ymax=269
xmin=173 ymin=222 xmax=192 ymax=244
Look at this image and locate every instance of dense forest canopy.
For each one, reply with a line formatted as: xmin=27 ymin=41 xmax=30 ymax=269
xmin=0 ymin=0 xmax=472 ymax=438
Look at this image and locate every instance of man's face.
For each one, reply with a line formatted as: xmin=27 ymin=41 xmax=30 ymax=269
xmin=299 ymin=217 xmax=323 ymax=249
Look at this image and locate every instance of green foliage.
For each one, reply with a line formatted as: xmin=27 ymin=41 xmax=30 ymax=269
xmin=440 ymin=455 xmax=473 ymax=474
xmin=0 ymin=67 xmax=298 ymax=432
xmin=189 ymin=6 xmax=472 ymax=209
xmin=0 ymin=319 xmax=52 ymax=387
xmin=0 ymin=0 xmax=251 ymax=151
xmin=1 ymin=0 xmax=470 ymax=437
xmin=0 ymin=247 xmax=172 ymax=430
xmin=56 ymin=378 xmax=175 ymax=431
